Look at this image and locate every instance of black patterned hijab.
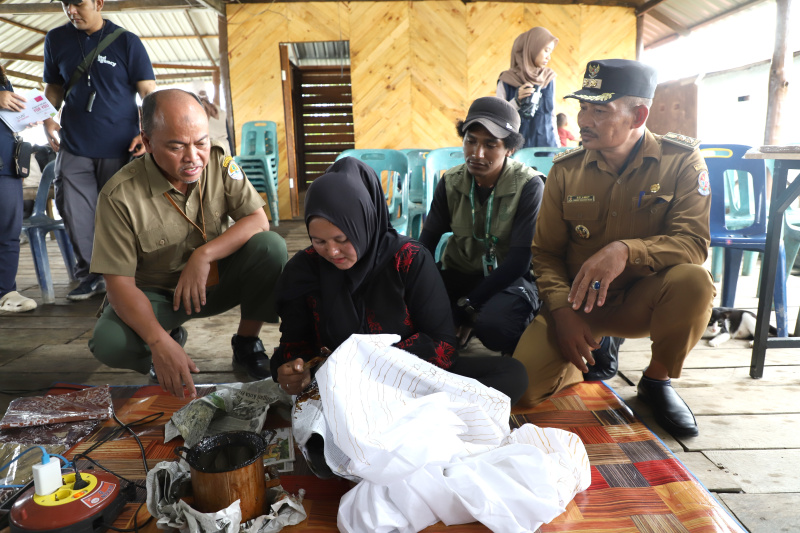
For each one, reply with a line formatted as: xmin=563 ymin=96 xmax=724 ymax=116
xmin=278 ymin=157 xmax=411 ymax=347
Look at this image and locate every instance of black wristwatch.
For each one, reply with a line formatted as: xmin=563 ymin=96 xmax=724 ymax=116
xmin=457 ymin=296 xmax=477 ymax=316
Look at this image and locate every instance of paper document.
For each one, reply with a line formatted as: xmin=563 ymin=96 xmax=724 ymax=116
xmin=0 ymin=90 xmax=57 ymax=132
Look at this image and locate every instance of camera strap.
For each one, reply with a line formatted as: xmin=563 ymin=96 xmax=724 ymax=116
xmin=64 ymin=27 xmax=127 ymax=101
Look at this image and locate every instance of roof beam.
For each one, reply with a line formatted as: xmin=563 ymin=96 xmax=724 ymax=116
xmin=0 ymin=53 xmax=218 ymax=72
xmin=0 ymin=0 xmax=216 ymax=15
xmin=646 ymin=0 xmax=767 ymax=50
xmin=0 ymin=16 xmax=46 ymax=34
xmin=141 ymin=34 xmax=216 ymax=41
xmin=185 ymin=10 xmax=217 ymax=67
xmin=636 ymin=0 xmax=670 ymax=16
xmin=647 ymin=10 xmax=691 ymax=37
xmin=4 ymin=69 xmax=41 ymax=83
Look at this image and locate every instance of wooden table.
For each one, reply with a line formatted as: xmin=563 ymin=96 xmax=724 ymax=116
xmin=743 ymin=147 xmax=800 ymax=378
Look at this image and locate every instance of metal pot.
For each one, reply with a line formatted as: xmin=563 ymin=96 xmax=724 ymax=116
xmin=175 ymin=431 xmax=267 ymax=521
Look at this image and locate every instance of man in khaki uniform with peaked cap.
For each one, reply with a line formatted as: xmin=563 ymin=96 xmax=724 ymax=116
xmin=89 ymin=89 xmax=288 ymax=399
xmin=513 ymin=59 xmax=715 ymax=437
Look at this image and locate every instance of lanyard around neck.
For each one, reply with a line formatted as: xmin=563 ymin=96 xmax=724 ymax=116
xmin=76 ymin=21 xmax=107 ymax=87
xmin=163 ymin=180 xmax=208 ymax=242
xmin=469 ymin=179 xmax=497 ymax=248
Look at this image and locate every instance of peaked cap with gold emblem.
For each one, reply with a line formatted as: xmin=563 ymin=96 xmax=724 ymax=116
xmin=565 ymin=59 xmax=657 ymax=104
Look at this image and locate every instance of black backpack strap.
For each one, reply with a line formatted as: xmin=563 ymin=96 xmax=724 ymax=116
xmin=63 ymin=27 xmax=128 ymax=101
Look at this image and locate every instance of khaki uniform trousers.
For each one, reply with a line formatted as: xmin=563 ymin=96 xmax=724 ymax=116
xmin=513 ymin=264 xmax=715 ymax=408
xmin=89 ymin=231 xmax=287 ymax=373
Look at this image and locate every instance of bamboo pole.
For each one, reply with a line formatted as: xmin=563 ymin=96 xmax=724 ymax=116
xmin=764 ymin=0 xmax=791 ymax=145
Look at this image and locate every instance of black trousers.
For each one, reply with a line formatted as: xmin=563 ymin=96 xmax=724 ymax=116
xmin=448 ymin=355 xmax=529 ymax=407
xmin=440 ymin=269 xmax=540 ymax=354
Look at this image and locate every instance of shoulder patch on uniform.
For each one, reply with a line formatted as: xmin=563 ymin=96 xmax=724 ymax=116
xmin=227 ymin=160 xmax=243 ymax=180
xmin=553 ymin=146 xmax=585 ymax=163
xmin=662 ymin=132 xmax=701 ymax=150
xmin=222 ymin=155 xmax=233 ymax=168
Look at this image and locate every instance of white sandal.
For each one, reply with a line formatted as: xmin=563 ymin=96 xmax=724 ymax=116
xmin=0 ymin=291 xmax=37 ymax=313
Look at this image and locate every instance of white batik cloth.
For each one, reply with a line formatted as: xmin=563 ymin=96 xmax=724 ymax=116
xmin=291 ymin=334 xmax=591 ymax=533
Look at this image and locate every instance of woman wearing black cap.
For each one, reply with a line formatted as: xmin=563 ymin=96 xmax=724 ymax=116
xmin=271 ymin=157 xmax=528 ymax=408
xmin=497 ymin=27 xmax=560 ymax=148
xmin=419 ymin=96 xmax=545 ymax=355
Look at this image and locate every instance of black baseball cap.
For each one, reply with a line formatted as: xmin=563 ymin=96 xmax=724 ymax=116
xmin=565 ymin=59 xmax=657 ymax=103
xmin=461 ymin=96 xmax=520 ymax=139
xmin=51 ymin=0 xmax=83 ymax=4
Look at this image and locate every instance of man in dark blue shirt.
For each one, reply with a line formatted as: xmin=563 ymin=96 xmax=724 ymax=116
xmin=43 ymin=0 xmax=155 ymax=301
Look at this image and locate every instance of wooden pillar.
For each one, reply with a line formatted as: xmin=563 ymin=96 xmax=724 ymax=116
xmin=636 ymin=14 xmax=644 ymax=60
xmin=212 ymin=69 xmax=221 ymax=106
xmin=218 ymin=13 xmax=235 ymax=150
xmin=764 ymin=0 xmax=792 ymax=145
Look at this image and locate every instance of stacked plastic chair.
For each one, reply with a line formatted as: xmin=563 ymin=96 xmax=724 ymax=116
xmin=400 ymin=149 xmax=430 ymax=239
xmin=701 ymin=143 xmax=788 ymax=336
xmin=510 ymin=146 xmax=567 ymax=178
xmin=21 ymin=162 xmax=77 ymax=304
xmin=335 ymin=149 xmax=410 ymax=235
xmin=235 ymin=121 xmax=279 ymax=226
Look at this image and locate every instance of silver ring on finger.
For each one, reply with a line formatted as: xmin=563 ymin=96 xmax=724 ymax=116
xmin=591 ymin=280 xmax=601 ymax=291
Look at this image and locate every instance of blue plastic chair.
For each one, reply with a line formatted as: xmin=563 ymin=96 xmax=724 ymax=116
xmin=237 ymin=121 xmax=280 ymax=226
xmin=511 ymin=146 xmax=567 ymax=177
xmin=335 ymin=149 xmax=410 ymax=235
xmin=21 ymin=162 xmax=77 ymax=304
xmin=423 ymin=148 xmax=465 ymax=260
xmin=702 ymin=143 xmax=788 ymax=336
xmin=400 ymin=149 xmax=430 ymax=239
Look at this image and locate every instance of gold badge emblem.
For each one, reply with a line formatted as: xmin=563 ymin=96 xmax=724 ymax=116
xmin=650 ymin=184 xmax=660 ymax=193
xmin=588 ymin=64 xmax=600 ymax=78
xmin=575 ymin=225 xmax=590 ymax=239
xmin=222 ymin=155 xmax=233 ymax=168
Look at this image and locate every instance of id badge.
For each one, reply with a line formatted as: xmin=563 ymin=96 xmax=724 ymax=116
xmin=482 ymin=252 xmax=498 ymax=277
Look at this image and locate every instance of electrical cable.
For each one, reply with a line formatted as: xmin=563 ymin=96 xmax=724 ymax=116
xmin=68 ymin=408 xmax=165 ymax=533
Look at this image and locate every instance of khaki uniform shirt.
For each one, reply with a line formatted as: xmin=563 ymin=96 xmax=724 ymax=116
xmin=91 ymin=143 xmax=265 ymax=290
xmin=533 ymin=129 xmax=710 ymax=312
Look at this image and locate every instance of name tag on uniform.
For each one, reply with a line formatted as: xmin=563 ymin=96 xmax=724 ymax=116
xmin=567 ymin=195 xmax=595 ymax=203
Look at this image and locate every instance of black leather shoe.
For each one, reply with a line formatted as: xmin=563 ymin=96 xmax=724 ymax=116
xmin=149 ymin=327 xmax=188 ymax=382
xmin=231 ymin=334 xmax=272 ymax=380
xmin=583 ymin=336 xmax=624 ymax=381
xmin=637 ymin=377 xmax=699 ymax=437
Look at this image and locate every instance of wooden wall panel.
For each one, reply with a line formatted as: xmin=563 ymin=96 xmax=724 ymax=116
xmin=349 ymin=2 xmax=412 ymax=150
xmin=466 ymin=3 xmax=528 ymax=103
xmin=410 ymin=1 xmax=467 ymax=149
xmin=226 ymin=2 xmax=637 ymax=220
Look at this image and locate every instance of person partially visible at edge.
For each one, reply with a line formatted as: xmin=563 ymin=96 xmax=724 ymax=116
xmin=497 ymin=27 xmax=560 ymax=148
xmin=557 ymin=112 xmax=577 ymax=147
xmin=418 ymin=96 xmax=544 ymax=355
xmin=512 ymin=59 xmax=715 ymax=439
xmin=197 ymin=88 xmax=232 ymax=155
xmin=42 ymin=0 xmax=156 ymax=302
xmin=272 ymin=157 xmax=529 ymax=407
xmin=88 ymin=89 xmax=288 ymax=398
xmin=0 ymin=65 xmax=37 ymax=313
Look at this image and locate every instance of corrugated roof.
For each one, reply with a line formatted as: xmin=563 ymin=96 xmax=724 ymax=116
xmin=0 ymin=0 xmax=771 ymax=90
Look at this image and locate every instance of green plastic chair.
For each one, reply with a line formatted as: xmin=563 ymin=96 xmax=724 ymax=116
xmin=424 ymin=147 xmax=464 ymax=194
xmin=400 ymin=149 xmax=430 ymax=239
xmin=335 ymin=149 xmax=410 ymax=235
xmin=510 ymin=146 xmax=567 ymax=177
xmin=237 ymin=121 xmax=280 ymax=225
xmin=423 ymin=147 xmax=465 ymax=261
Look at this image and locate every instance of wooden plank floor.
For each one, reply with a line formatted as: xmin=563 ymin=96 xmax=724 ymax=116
xmin=2 ymin=219 xmax=800 ymax=533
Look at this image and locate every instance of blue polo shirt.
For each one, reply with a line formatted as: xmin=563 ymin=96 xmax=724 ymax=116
xmin=43 ymin=19 xmax=154 ymax=159
xmin=0 ymin=81 xmax=17 ymax=178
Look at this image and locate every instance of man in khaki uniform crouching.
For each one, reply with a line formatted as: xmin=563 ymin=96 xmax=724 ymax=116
xmin=513 ymin=59 xmax=715 ymax=437
xmin=89 ymin=89 xmax=287 ymax=398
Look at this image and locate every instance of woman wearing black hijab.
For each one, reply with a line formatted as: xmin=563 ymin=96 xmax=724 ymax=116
xmin=271 ymin=157 xmax=528 ymax=405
